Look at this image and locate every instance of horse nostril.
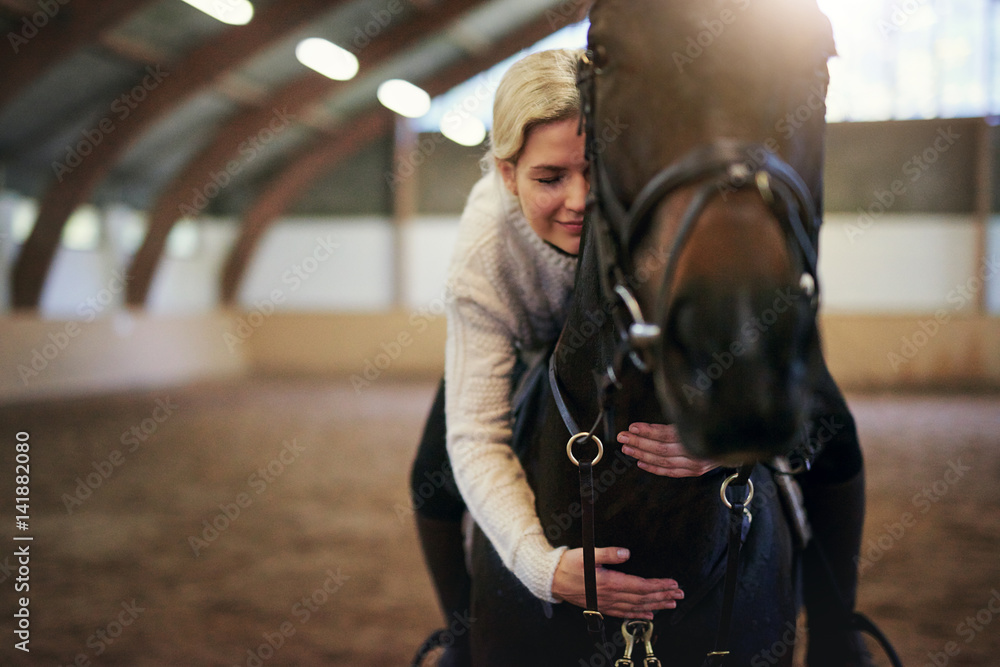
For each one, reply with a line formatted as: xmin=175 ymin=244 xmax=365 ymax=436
xmin=665 ymin=298 xmax=697 ymax=354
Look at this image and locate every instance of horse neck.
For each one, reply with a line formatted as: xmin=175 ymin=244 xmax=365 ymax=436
xmin=555 ymin=226 xmax=662 ymax=430
xmin=553 ymin=229 xmax=610 ymax=424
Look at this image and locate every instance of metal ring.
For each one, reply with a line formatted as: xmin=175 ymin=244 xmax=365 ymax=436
xmin=623 ymin=619 xmax=653 ymax=638
xmin=755 ymin=170 xmax=775 ymax=206
xmin=719 ymin=474 xmax=754 ymax=509
xmin=566 ymin=432 xmax=604 ymax=467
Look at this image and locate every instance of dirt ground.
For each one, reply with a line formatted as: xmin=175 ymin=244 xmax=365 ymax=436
xmin=0 ymin=376 xmax=997 ymax=666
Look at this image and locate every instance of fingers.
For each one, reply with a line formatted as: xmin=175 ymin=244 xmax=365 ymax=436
xmin=594 ymin=569 xmax=685 ymax=619
xmin=626 ymin=422 xmax=680 ymax=442
xmin=593 ymin=546 xmax=631 ymax=566
xmin=553 ymin=547 xmax=686 ymax=619
xmin=618 ymin=422 xmax=719 ymax=478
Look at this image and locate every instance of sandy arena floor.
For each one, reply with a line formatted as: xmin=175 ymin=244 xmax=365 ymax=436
xmin=0 ymin=376 xmax=997 ymax=666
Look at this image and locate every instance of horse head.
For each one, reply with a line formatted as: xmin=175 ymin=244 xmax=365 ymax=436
xmin=583 ymin=0 xmax=836 ymax=463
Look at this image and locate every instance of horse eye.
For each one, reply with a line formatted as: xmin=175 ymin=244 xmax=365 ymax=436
xmin=588 ymin=44 xmax=608 ymax=70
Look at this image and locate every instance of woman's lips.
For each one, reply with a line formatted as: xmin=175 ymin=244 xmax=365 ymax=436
xmin=558 ymin=220 xmax=584 ymax=233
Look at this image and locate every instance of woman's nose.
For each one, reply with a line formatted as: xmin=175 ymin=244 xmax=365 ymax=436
xmin=566 ymin=174 xmax=588 ymax=212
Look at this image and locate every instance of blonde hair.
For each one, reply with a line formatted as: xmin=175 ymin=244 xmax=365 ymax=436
xmin=485 ymin=48 xmax=583 ymax=170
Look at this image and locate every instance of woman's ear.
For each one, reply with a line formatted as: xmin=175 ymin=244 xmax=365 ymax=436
xmin=498 ymin=159 xmax=518 ymax=197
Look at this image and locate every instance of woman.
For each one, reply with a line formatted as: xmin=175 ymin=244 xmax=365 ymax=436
xmin=411 ymin=48 xmax=869 ymax=667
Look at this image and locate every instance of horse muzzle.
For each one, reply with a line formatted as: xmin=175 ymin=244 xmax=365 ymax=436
xmin=654 ymin=284 xmax=816 ymax=463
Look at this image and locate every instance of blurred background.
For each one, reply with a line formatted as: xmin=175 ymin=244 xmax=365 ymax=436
xmin=0 ymin=0 xmax=998 ymax=665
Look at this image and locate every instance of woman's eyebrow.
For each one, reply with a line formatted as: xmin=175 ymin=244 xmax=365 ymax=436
xmin=527 ymin=164 xmax=566 ymax=173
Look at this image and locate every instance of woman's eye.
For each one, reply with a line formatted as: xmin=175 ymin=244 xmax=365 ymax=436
xmin=536 ymin=176 xmax=562 ymax=185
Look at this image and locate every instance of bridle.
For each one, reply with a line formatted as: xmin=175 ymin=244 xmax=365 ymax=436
xmin=548 ymin=49 xmax=824 ymax=666
xmin=576 ymin=49 xmax=823 ymax=415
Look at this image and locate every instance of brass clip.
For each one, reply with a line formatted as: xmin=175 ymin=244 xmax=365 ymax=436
xmin=614 ymin=622 xmax=636 ymax=667
xmin=620 ymin=620 xmax=658 ymax=667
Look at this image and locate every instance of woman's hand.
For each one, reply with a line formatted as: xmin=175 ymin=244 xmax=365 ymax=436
xmin=617 ymin=422 xmax=719 ymax=477
xmin=551 ymin=547 xmax=683 ymax=620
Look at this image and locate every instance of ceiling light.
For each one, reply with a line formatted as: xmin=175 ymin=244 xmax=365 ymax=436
xmin=61 ymin=206 xmax=101 ymax=251
xmin=441 ymin=116 xmax=486 ymax=147
xmin=377 ymin=79 xmax=431 ymax=119
xmin=295 ymin=38 xmax=359 ymax=81
xmin=179 ymin=0 xmax=254 ymax=26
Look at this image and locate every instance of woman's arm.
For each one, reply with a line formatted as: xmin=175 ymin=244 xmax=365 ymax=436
xmin=445 ymin=299 xmax=684 ymax=614
xmin=444 ymin=296 xmax=565 ymax=600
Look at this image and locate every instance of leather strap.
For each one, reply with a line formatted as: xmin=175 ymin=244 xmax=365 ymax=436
xmin=551 ymin=353 xmax=609 ymax=644
xmin=704 ymin=465 xmax=754 ymax=666
xmin=579 ymin=457 xmax=605 ymax=640
xmin=549 ymin=353 xmax=582 ymax=435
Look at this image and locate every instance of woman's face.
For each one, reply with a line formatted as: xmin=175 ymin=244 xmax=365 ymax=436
xmin=499 ymin=117 xmax=588 ymax=255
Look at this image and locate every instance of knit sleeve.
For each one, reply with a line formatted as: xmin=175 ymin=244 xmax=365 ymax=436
xmin=444 ymin=294 xmax=567 ymax=602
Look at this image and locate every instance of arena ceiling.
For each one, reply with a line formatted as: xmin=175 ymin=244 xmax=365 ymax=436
xmin=0 ymin=0 xmax=589 ymax=308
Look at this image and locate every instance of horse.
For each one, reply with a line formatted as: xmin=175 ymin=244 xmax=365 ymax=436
xmin=465 ymin=0 xmax=854 ymax=664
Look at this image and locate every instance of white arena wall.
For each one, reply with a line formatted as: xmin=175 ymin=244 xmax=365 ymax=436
xmin=0 ymin=205 xmax=998 ymax=403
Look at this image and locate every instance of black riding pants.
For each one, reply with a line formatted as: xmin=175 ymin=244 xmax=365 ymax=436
xmin=410 ymin=377 xmax=466 ymax=522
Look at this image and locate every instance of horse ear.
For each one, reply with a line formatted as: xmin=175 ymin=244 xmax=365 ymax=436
xmin=815 ymin=8 xmax=837 ymax=58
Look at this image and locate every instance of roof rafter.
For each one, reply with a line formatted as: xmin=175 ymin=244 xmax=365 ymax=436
xmin=125 ymin=0 xmax=487 ymax=306
xmin=9 ymin=0 xmax=344 ymax=309
xmin=220 ymin=7 xmax=588 ymax=304
xmin=0 ymin=0 xmax=158 ymax=111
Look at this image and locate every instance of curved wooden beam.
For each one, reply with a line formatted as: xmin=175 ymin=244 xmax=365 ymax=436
xmin=219 ymin=109 xmax=395 ymax=304
xmin=220 ymin=7 xmax=587 ymax=304
xmin=126 ymin=0 xmax=485 ymax=306
xmin=0 ymin=0 xmax=156 ymax=111
xmin=9 ymin=0 xmax=343 ymax=309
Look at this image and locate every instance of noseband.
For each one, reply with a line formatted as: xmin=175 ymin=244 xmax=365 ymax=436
xmin=576 ymin=51 xmax=821 ymax=396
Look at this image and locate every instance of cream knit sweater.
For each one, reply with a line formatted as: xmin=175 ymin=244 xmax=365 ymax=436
xmin=445 ymin=172 xmax=577 ymax=602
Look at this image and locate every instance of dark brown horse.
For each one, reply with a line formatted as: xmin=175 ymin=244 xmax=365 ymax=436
xmin=468 ymin=1 xmax=853 ymax=664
